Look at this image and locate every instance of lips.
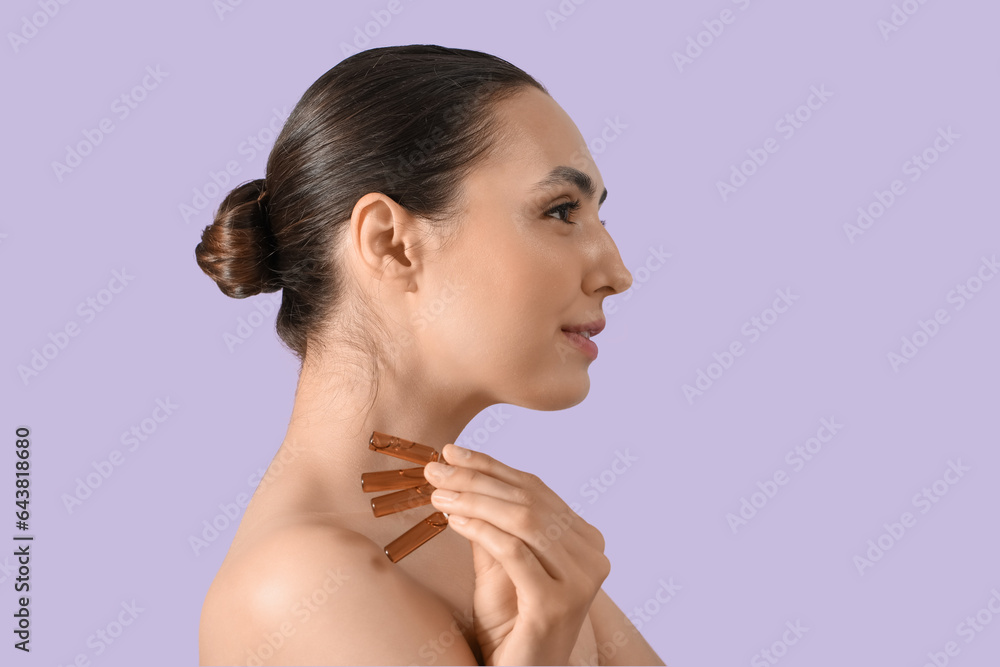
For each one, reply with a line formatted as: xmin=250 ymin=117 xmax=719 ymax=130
xmin=561 ymin=318 xmax=606 ymax=338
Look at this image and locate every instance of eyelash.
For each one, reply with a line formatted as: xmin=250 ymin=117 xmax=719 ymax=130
xmin=545 ymin=199 xmax=607 ymax=227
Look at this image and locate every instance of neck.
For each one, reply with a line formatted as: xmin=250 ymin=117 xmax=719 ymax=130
xmin=263 ymin=344 xmax=490 ymax=518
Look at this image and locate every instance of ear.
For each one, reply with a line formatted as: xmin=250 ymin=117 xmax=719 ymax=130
xmin=348 ymin=192 xmax=426 ymax=292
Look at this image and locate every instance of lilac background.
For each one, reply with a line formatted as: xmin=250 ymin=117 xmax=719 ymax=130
xmin=3 ymin=0 xmax=999 ymax=665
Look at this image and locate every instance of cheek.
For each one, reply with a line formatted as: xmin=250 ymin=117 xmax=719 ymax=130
xmin=417 ymin=226 xmax=574 ymax=366
xmin=438 ymin=277 xmax=570 ymax=375
xmin=427 ymin=277 xmax=522 ymax=348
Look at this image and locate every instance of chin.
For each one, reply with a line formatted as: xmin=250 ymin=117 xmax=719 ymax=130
xmin=516 ymin=370 xmax=591 ymax=411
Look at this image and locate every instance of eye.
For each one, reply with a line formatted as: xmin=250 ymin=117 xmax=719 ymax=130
xmin=544 ymin=199 xmax=608 ymax=228
xmin=546 ymin=199 xmax=581 ymax=224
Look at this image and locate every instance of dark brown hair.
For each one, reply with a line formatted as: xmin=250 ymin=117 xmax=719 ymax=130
xmin=195 ymin=45 xmax=547 ymax=365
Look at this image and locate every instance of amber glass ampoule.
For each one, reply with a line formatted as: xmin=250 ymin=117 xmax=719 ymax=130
xmin=369 ymin=431 xmax=440 ymax=465
xmin=370 ymin=483 xmax=435 ymax=517
xmin=384 ymin=512 xmax=449 ymax=563
xmin=361 ymin=467 xmax=427 ymax=492
xmin=363 ymin=431 xmax=449 ymax=563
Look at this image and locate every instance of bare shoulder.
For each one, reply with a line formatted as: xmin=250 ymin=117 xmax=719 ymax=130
xmin=199 ymin=520 xmax=478 ymax=666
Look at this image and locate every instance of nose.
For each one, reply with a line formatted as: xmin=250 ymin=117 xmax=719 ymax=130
xmin=583 ymin=226 xmax=633 ymax=297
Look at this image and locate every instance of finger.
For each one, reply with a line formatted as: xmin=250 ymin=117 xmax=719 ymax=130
xmin=445 ymin=515 xmax=556 ymax=600
xmin=432 ymin=491 xmax=573 ymax=580
xmin=429 ymin=454 xmax=601 ymax=556
xmin=468 ymin=534 xmax=498 ymax=580
xmin=424 ymin=460 xmax=532 ymax=506
xmin=440 ymin=445 xmax=582 ymax=527
xmin=440 ymin=444 xmax=537 ymax=489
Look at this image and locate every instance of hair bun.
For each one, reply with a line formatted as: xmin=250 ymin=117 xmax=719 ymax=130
xmin=195 ymin=178 xmax=281 ymax=298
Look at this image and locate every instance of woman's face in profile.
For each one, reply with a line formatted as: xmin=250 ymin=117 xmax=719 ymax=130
xmin=412 ymin=86 xmax=633 ymax=411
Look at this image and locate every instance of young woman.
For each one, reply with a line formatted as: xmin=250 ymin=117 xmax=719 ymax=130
xmin=195 ymin=44 xmax=663 ymax=666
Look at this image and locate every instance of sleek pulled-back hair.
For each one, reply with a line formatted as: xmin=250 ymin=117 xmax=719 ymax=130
xmin=195 ymin=45 xmax=547 ymax=365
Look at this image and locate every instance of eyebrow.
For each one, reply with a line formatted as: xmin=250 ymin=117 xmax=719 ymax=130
xmin=532 ymin=166 xmax=607 ymax=207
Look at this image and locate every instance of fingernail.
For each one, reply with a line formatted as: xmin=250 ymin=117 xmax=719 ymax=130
xmin=432 ymin=489 xmax=458 ymax=503
xmin=448 ymin=515 xmax=468 ymax=525
xmin=425 ymin=462 xmax=454 ymax=478
xmin=447 ymin=443 xmax=471 ymax=459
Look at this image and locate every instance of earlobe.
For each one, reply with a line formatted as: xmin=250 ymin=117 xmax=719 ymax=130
xmin=350 ymin=192 xmax=421 ymax=288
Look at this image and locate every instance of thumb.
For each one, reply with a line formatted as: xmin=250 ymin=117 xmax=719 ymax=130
xmin=469 ymin=534 xmax=499 ymax=577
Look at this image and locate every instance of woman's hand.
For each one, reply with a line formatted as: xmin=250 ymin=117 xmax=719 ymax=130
xmin=423 ymin=443 xmax=611 ymax=666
